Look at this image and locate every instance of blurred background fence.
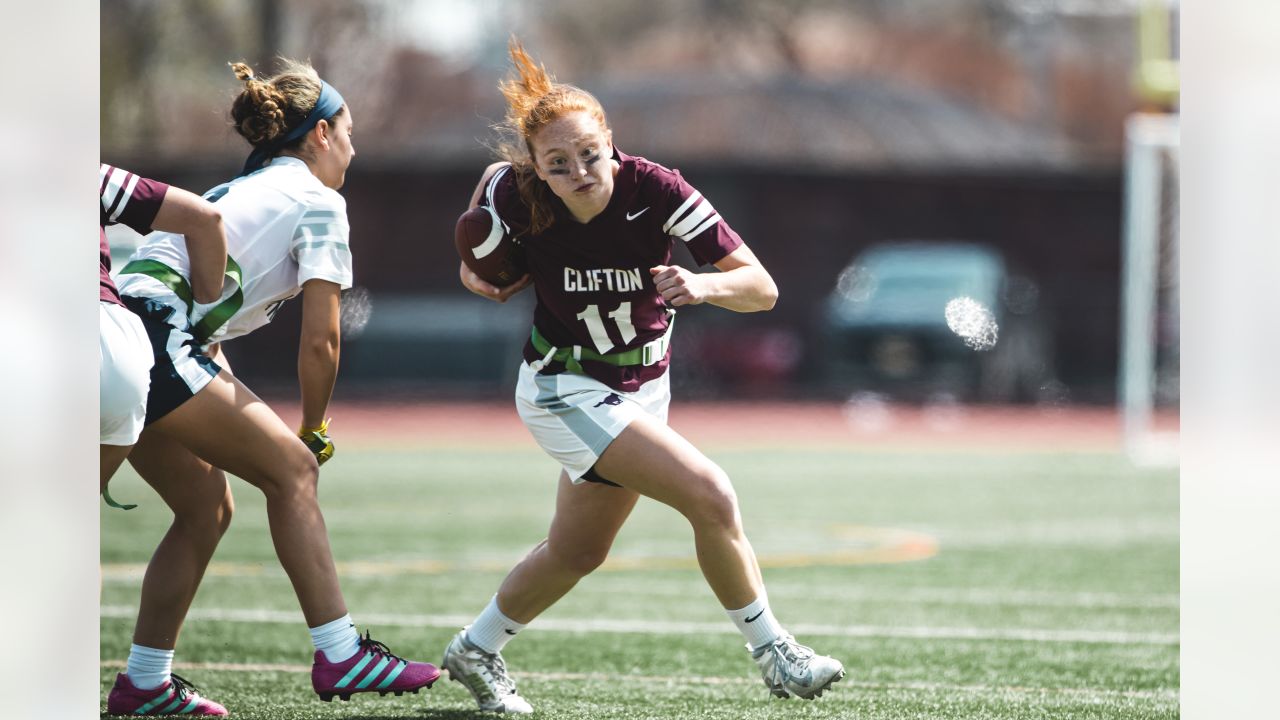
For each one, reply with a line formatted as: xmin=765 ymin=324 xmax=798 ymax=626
xmin=102 ymin=0 xmax=1179 ymax=408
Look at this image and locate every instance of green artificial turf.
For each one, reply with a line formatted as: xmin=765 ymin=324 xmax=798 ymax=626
xmin=102 ymin=445 xmax=1177 ymax=719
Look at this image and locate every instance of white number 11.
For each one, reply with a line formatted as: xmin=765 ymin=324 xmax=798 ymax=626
xmin=576 ymin=301 xmax=637 ymax=353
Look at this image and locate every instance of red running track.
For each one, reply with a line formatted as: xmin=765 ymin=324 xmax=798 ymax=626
xmin=265 ymin=399 xmax=1179 ymax=453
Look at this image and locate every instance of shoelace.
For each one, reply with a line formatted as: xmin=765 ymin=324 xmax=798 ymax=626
xmin=359 ymin=630 xmax=404 ymax=663
xmin=778 ymin=638 xmax=816 ymax=664
xmin=770 ymin=637 xmax=816 ymax=682
xmin=168 ymin=673 xmax=202 ymax=700
xmin=475 ymin=648 xmax=518 ymax=695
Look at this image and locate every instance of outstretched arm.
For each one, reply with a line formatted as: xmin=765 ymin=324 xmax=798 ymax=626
xmin=150 ymin=187 xmax=227 ymax=304
xmin=650 ymin=244 xmax=778 ymax=313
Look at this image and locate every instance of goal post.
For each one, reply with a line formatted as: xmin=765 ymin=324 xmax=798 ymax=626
xmin=1119 ymin=112 xmax=1179 ymax=466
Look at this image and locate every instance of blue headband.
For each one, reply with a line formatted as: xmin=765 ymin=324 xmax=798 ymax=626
xmin=239 ymin=80 xmax=346 ymax=177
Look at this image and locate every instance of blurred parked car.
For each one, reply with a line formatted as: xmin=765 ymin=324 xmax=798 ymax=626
xmin=822 ymin=241 xmax=1052 ymax=402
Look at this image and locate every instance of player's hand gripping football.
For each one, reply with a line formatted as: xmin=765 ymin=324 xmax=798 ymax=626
xmin=458 ymin=260 xmax=531 ymax=303
xmin=299 ymin=418 xmax=335 ymax=466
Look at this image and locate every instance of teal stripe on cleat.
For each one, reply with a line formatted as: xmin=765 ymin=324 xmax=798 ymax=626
xmin=355 ymin=657 xmax=391 ymax=689
xmin=133 ymin=689 xmax=174 ymax=714
xmin=178 ymin=696 xmax=199 ymax=714
xmin=157 ymin=695 xmax=185 ymax=714
xmin=335 ymin=653 xmax=374 ymax=689
xmin=375 ymin=661 xmax=407 ymax=689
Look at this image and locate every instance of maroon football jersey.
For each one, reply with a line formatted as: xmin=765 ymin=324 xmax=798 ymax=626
xmin=100 ymin=164 xmax=169 ymax=306
xmin=482 ymin=149 xmax=743 ymax=392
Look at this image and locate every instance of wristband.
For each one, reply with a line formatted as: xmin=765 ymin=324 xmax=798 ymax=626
xmin=299 ymin=418 xmax=335 ymax=466
xmin=299 ymin=418 xmax=331 ymax=436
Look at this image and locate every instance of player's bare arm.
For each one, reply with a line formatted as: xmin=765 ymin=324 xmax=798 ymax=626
xmin=650 ymin=244 xmax=778 ymax=312
xmin=150 ymin=186 xmax=228 ymax=304
xmin=298 ymin=278 xmax=341 ymax=431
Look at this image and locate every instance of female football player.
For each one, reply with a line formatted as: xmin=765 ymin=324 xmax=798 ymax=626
xmin=105 ymin=59 xmax=438 ymax=716
xmin=445 ymin=40 xmax=844 ymax=713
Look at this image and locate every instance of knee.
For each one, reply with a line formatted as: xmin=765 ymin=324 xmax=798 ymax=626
xmin=547 ymin=538 xmax=611 ymax=577
xmin=291 ymin=452 xmax=320 ymax=496
xmin=260 ymin=445 xmax=320 ymax=501
xmin=174 ymin=492 xmax=235 ymax=545
xmin=683 ymin=465 xmax=741 ymax=532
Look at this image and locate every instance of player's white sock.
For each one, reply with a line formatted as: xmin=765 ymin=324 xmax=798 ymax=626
xmin=465 ymin=595 xmax=527 ymax=654
xmin=727 ymin=596 xmax=785 ymax=651
xmin=309 ymin=614 xmax=361 ymax=663
xmin=125 ymin=644 xmax=174 ymax=691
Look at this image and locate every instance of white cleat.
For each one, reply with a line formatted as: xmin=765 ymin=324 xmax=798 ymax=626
xmin=443 ymin=629 xmax=533 ymax=714
xmin=751 ymin=634 xmax=846 ymax=700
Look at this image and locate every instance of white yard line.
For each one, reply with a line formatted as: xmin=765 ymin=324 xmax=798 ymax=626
xmin=99 ymin=605 xmax=1178 ymax=646
xmin=572 ymin=580 xmax=1180 ymax=610
xmin=98 ymin=659 xmax=1177 ymax=702
xmin=100 ymin=565 xmax=1177 ymax=611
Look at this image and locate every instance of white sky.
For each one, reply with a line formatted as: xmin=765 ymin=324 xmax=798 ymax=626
xmin=384 ymin=0 xmax=492 ymax=59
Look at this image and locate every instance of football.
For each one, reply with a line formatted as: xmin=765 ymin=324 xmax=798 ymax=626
xmin=454 ymin=205 xmax=526 ymax=287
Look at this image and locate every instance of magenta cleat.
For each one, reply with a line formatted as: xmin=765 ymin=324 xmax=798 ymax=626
xmin=106 ymin=672 xmax=228 ymax=716
xmin=312 ymin=630 xmax=440 ymax=702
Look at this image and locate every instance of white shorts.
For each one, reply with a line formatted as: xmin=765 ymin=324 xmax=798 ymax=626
xmin=100 ymin=301 xmax=154 ymax=445
xmin=515 ymin=361 xmax=671 ymax=483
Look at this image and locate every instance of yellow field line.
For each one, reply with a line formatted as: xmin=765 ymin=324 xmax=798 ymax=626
xmin=102 ymin=525 xmax=937 ymax=580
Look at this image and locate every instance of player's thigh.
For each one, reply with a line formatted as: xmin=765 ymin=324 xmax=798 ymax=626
xmin=129 ymin=427 xmax=232 ymax=521
xmin=148 ymin=371 xmax=315 ymax=490
xmin=593 ymin=413 xmax=730 ymax=517
xmin=546 ymin=470 xmax=640 ymax=556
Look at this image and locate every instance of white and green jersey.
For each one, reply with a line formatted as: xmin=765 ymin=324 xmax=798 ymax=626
xmin=117 ymin=156 xmax=352 ymax=343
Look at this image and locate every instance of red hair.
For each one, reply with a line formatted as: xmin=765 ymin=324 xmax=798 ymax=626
xmin=497 ymin=38 xmax=609 ymax=235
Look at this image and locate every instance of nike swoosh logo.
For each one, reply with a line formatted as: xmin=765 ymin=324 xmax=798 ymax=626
xmin=504 ymin=629 xmax=518 ymax=635
xmin=625 ymin=207 xmax=649 ymax=221
xmin=744 ymin=609 xmax=765 ymax=623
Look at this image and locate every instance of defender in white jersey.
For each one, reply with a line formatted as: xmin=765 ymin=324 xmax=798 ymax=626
xmin=104 ymin=60 xmax=438 ymax=718
xmin=119 ymin=155 xmax=353 ymax=354
xmin=442 ymin=41 xmax=844 ymax=714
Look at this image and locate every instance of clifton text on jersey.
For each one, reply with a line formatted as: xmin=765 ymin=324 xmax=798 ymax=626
xmin=564 ymin=266 xmax=645 ymax=293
